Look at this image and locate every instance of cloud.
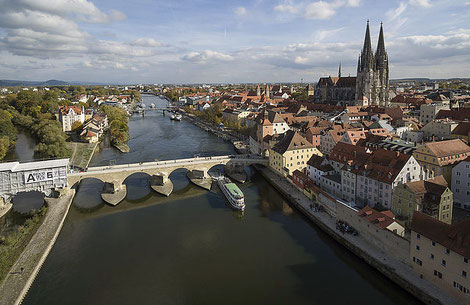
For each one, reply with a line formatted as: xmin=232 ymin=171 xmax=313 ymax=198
xmin=409 ymin=0 xmax=431 ymax=7
xmin=274 ymin=0 xmax=361 ymax=20
xmin=304 ymin=1 xmax=339 ymax=19
xmin=131 ymin=38 xmax=162 ymax=48
xmin=234 ymin=6 xmax=247 ymax=17
xmin=182 ymin=50 xmax=234 ymax=63
xmin=274 ymin=4 xmax=299 ymax=14
xmin=14 ymin=0 xmax=126 ymax=23
xmin=386 ymin=2 xmax=408 ymax=21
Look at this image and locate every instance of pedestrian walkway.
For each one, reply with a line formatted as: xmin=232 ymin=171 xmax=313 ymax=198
xmin=0 ymin=190 xmax=75 ymax=305
xmin=260 ymin=168 xmax=463 ymax=305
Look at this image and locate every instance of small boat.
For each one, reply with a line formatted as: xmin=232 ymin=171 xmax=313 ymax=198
xmin=217 ymin=176 xmax=245 ymax=211
xmin=174 ymin=114 xmax=182 ymax=121
xmin=150 ymin=103 xmax=155 ymax=109
xmin=170 ymin=114 xmax=176 ymax=120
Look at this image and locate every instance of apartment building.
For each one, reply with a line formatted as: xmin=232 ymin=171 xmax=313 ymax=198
xmin=410 ymin=212 xmax=470 ymax=304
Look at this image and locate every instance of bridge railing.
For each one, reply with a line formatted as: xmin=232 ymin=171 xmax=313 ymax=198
xmin=81 ymin=154 xmax=266 ymax=173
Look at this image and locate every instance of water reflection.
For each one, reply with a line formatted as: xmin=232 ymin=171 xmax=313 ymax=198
xmin=12 ymin=191 xmax=45 ymax=214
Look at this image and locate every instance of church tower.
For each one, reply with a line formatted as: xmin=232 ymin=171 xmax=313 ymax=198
xmin=374 ymin=23 xmax=389 ymax=105
xmin=355 ymin=21 xmax=389 ymax=106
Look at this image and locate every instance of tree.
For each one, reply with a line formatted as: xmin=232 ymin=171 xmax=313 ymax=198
xmin=71 ymin=121 xmax=83 ymax=132
xmin=0 ymin=136 xmax=10 ymax=160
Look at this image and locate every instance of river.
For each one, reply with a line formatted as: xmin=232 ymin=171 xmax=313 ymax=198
xmin=20 ymin=95 xmax=422 ymax=305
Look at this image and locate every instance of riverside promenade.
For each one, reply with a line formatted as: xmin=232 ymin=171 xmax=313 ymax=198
xmin=0 ymin=190 xmax=75 ymax=305
xmin=258 ymin=167 xmax=463 ymax=305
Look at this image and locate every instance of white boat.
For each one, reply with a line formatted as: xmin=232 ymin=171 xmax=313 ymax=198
xmin=150 ymin=103 xmax=155 ymax=109
xmin=174 ymin=114 xmax=182 ymax=121
xmin=170 ymin=114 xmax=176 ymax=120
xmin=217 ymin=177 xmax=245 ymax=211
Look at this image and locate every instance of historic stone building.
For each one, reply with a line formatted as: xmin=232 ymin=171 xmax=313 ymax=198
xmin=314 ymin=22 xmax=389 ymax=106
xmin=355 ymin=21 xmax=390 ymax=106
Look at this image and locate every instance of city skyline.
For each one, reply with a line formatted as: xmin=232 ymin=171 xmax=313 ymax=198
xmin=0 ymin=0 xmax=469 ymax=83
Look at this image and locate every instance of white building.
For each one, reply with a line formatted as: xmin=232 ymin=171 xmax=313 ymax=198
xmin=420 ymin=103 xmax=449 ymax=125
xmin=355 ymin=150 xmax=421 ymax=209
xmin=58 ymin=106 xmax=85 ymax=132
xmin=451 ymin=157 xmax=470 ymax=211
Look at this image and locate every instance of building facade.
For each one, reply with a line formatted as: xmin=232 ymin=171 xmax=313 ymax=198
xmin=451 ymin=157 xmax=470 ymax=211
xmin=392 ymin=176 xmax=453 ymax=226
xmin=410 ymin=212 xmax=470 ymax=304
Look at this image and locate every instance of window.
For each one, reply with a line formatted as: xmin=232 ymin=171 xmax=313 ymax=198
xmin=417 ymin=233 xmax=421 ymax=239
xmin=464 ymin=257 xmax=468 ymax=264
xmin=463 ymin=271 xmax=467 ymax=278
xmin=432 ymin=241 xmax=436 ymax=246
xmin=430 ymin=254 xmax=434 ymax=260
xmin=416 ymin=245 xmax=420 ymax=251
xmin=434 ymin=270 xmax=442 ymax=279
xmin=446 ymin=248 xmax=450 ymax=255
xmin=442 ymin=259 xmax=446 ymax=267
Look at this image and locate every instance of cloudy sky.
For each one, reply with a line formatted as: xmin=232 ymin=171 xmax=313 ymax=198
xmin=0 ymin=0 xmax=469 ymax=84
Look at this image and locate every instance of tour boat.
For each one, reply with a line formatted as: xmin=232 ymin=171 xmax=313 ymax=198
xmin=174 ymin=114 xmax=182 ymax=121
xmin=217 ymin=176 xmax=245 ymax=211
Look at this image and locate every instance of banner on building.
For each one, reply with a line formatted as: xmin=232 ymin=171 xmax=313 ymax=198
xmin=24 ymin=170 xmax=55 ymax=184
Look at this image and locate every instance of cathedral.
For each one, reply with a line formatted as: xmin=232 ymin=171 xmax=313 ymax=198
xmin=314 ymin=21 xmax=390 ymax=106
xmin=355 ymin=21 xmax=389 ymax=106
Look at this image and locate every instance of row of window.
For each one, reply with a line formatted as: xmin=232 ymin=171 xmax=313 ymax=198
xmin=454 ymin=281 xmax=470 ymax=296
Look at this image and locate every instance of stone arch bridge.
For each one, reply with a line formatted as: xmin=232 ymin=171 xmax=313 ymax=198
xmin=68 ymin=154 xmax=267 ymax=187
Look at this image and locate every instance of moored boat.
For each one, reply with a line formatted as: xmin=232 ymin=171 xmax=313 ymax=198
xmin=174 ymin=114 xmax=182 ymax=121
xmin=170 ymin=114 xmax=176 ymax=120
xmin=217 ymin=176 xmax=245 ymax=210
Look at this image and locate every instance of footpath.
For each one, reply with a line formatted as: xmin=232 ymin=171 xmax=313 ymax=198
xmin=0 ymin=190 xmax=75 ymax=305
xmin=258 ymin=167 xmax=463 ymax=305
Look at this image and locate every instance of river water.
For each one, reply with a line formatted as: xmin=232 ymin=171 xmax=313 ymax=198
xmin=21 ymin=95 xmax=422 ymax=305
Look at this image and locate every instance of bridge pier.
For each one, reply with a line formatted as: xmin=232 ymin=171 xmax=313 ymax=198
xmin=150 ymin=173 xmax=173 ymax=197
xmin=101 ymin=181 xmax=127 ymax=206
xmin=224 ymin=163 xmax=247 ymax=183
xmin=187 ymin=169 xmax=212 ymax=190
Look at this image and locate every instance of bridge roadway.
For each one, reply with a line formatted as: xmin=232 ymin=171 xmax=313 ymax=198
xmin=68 ymin=154 xmax=268 ymax=187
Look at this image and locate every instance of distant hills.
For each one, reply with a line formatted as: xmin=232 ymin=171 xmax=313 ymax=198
xmin=0 ymin=79 xmax=105 ymax=87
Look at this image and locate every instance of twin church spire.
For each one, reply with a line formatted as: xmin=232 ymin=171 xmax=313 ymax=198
xmin=356 ymin=20 xmax=389 ymax=106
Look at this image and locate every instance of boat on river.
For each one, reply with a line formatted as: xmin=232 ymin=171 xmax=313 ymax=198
xmin=170 ymin=114 xmax=176 ymax=120
xmin=174 ymin=114 xmax=182 ymax=121
xmin=217 ymin=176 xmax=245 ymax=210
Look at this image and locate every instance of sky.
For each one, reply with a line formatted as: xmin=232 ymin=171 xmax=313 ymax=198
xmin=0 ymin=0 xmax=469 ymax=84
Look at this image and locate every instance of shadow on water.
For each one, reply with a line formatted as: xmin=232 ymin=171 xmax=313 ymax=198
xmin=249 ymin=170 xmax=424 ymax=305
xmin=73 ymin=178 xmax=105 ymax=212
xmin=11 ymin=191 xmax=45 ymax=214
xmin=124 ymin=172 xmax=151 ymax=201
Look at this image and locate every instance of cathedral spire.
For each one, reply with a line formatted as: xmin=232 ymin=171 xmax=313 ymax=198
xmin=338 ymin=62 xmax=342 ymax=78
xmin=362 ymin=20 xmax=372 ymax=55
xmin=376 ymin=22 xmax=386 ymax=56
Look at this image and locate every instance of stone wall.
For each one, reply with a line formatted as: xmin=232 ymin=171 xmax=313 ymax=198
xmin=335 ymin=200 xmax=410 ymax=263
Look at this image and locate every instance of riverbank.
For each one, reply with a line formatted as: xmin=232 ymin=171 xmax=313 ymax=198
xmin=180 ymin=111 xmax=243 ymax=142
xmin=256 ymin=166 xmax=462 ymax=305
xmin=0 ymin=190 xmax=75 ymax=305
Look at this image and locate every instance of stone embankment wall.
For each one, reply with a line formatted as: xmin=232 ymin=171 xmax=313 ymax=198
xmin=335 ymin=201 xmax=410 ymax=263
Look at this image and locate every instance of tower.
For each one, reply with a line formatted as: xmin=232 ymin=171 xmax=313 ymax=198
xmin=256 ymin=84 xmax=261 ymax=96
xmin=355 ymin=21 xmax=389 ymax=106
xmin=338 ymin=62 xmax=342 ymax=78
xmin=374 ymin=22 xmax=389 ymax=105
xmin=265 ymin=84 xmax=270 ymax=98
